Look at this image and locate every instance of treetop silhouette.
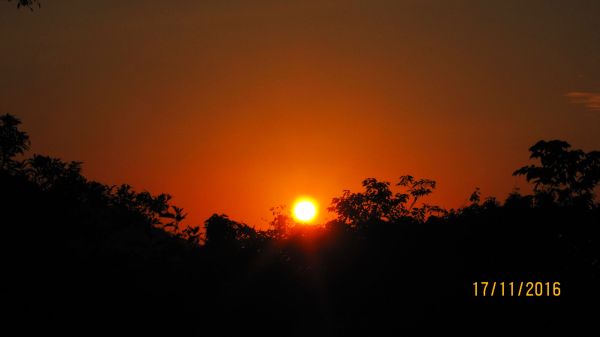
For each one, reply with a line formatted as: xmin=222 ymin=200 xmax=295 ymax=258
xmin=513 ymin=139 xmax=600 ymax=207
xmin=328 ymin=175 xmax=444 ymax=227
xmin=1 ymin=114 xmax=599 ymax=334
xmin=7 ymin=0 xmax=40 ymax=10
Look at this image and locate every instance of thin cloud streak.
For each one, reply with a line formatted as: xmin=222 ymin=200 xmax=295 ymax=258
xmin=566 ymin=92 xmax=600 ymax=111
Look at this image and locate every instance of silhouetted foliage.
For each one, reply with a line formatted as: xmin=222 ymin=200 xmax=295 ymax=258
xmin=205 ymin=213 xmax=261 ymax=250
xmin=1 ymin=117 xmax=599 ymax=334
xmin=513 ymin=140 xmax=600 ymax=207
xmin=329 ymin=175 xmax=444 ymax=227
xmin=0 ymin=114 xmax=30 ymax=171
xmin=7 ymin=0 xmax=40 ymax=10
xmin=267 ymin=204 xmax=291 ymax=239
xmin=26 ymin=154 xmax=84 ymax=190
xmin=504 ymin=188 xmax=534 ymax=209
xmin=469 ymin=187 xmax=481 ymax=204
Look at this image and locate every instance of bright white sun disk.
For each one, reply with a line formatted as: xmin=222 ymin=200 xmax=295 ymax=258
xmin=292 ymin=199 xmax=318 ymax=223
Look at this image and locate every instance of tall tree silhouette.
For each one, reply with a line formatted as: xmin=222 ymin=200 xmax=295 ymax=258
xmin=513 ymin=140 xmax=600 ymax=207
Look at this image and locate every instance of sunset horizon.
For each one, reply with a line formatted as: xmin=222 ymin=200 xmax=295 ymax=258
xmin=2 ymin=1 xmax=600 ymax=335
xmin=3 ymin=0 xmax=599 ymax=228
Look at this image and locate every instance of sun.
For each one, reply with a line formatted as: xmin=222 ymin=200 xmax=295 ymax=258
xmin=292 ymin=197 xmax=318 ymax=224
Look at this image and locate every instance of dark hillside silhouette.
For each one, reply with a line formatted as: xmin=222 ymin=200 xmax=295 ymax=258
xmin=1 ymin=114 xmax=599 ymax=334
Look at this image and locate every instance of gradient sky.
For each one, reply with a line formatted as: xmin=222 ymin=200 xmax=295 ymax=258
xmin=2 ymin=0 xmax=599 ymax=227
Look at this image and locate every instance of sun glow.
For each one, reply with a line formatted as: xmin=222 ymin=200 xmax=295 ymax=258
xmin=292 ymin=197 xmax=318 ymax=224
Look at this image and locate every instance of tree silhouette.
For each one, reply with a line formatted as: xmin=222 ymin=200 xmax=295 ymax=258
xmin=1 ymin=113 xmax=599 ymax=334
xmin=7 ymin=0 xmax=40 ymax=10
xmin=0 ymin=114 xmax=30 ymax=172
xmin=328 ymin=175 xmax=444 ymax=227
xmin=204 ymin=213 xmax=260 ymax=250
xmin=328 ymin=178 xmax=397 ymax=225
xmin=469 ymin=187 xmax=481 ymax=205
xmin=513 ymin=140 xmax=600 ymax=207
xmin=396 ymin=175 xmax=445 ymax=221
xmin=25 ymin=154 xmax=83 ymax=190
xmin=504 ymin=188 xmax=534 ymax=209
xmin=268 ymin=205 xmax=291 ymax=239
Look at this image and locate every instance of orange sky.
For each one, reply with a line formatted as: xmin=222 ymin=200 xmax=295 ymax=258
xmin=2 ymin=0 xmax=599 ymax=228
